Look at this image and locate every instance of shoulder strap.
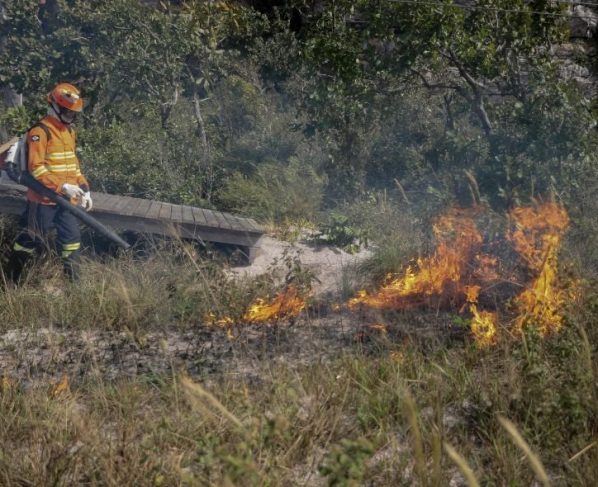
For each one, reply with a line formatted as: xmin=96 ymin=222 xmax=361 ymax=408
xmin=28 ymin=122 xmax=52 ymax=142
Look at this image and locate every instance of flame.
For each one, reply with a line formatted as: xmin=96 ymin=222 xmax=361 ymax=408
xmin=389 ymin=350 xmax=406 ymax=364
xmin=349 ymin=208 xmax=485 ymax=309
xmin=205 ymin=313 xmax=234 ymax=328
xmin=346 ymin=202 xmax=572 ymax=345
xmin=243 ymin=286 xmax=306 ymax=323
xmin=50 ymin=375 xmax=70 ymax=398
xmin=470 ymin=304 xmax=498 ymax=347
xmin=465 ymin=285 xmax=497 ymax=347
xmin=509 ymin=203 xmax=569 ymax=335
xmin=205 ymin=287 xmax=306 ymax=327
xmin=202 ymin=203 xmax=572 ymax=346
xmin=367 ymin=323 xmax=388 ymax=334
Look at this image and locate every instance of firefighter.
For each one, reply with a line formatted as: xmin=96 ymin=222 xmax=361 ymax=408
xmin=8 ymin=82 xmax=92 ymax=283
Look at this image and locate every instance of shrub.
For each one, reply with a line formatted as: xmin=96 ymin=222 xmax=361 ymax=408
xmin=217 ymin=157 xmax=325 ymax=223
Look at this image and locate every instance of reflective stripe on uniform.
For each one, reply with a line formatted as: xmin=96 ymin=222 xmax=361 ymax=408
xmin=46 ymin=164 xmax=79 ymax=173
xmin=31 ymin=166 xmax=49 ymax=178
xmin=61 ymin=242 xmax=81 ymax=259
xmin=47 ymin=152 xmax=77 ymax=160
xmin=13 ymin=242 xmax=35 ymax=254
xmin=62 ymin=242 xmax=81 ymax=251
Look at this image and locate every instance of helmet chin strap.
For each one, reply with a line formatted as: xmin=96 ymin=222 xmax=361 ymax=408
xmin=50 ymin=102 xmax=76 ymax=125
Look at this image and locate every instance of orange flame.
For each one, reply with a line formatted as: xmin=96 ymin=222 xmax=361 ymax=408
xmin=243 ymin=286 xmax=306 ymax=323
xmin=204 ymin=203 xmax=572 ymax=346
xmin=349 ymin=208 xmax=485 ymax=309
xmin=206 ymin=313 xmax=234 ymax=328
xmin=509 ymin=203 xmax=569 ymax=335
xmin=205 ymin=286 xmax=307 ymax=329
xmin=346 ymin=202 xmax=572 ymax=345
xmin=465 ymin=285 xmax=497 ymax=347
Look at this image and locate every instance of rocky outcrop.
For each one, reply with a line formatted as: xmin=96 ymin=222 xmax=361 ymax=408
xmin=562 ymin=4 xmax=598 ymax=94
xmin=569 ymin=4 xmax=598 ymax=39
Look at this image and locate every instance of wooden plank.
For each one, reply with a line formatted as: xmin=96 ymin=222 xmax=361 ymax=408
xmin=201 ymin=208 xmax=223 ymax=228
xmin=244 ymin=217 xmax=263 ymax=233
xmin=113 ymin=195 xmax=133 ymax=215
xmin=91 ymin=192 xmax=109 ymax=205
xmin=223 ymin=212 xmax=254 ymax=232
xmin=145 ymin=200 xmax=163 ymax=220
xmin=211 ymin=210 xmax=228 ymax=228
xmin=100 ymin=194 xmax=122 ymax=213
xmin=171 ymin=204 xmax=184 ymax=223
xmin=131 ymin=198 xmax=152 ymax=217
xmin=181 ymin=205 xmax=194 ymax=225
xmin=176 ymin=222 xmax=262 ymax=247
xmin=191 ymin=207 xmax=209 ymax=226
xmin=96 ymin=192 xmax=116 ymax=207
xmin=125 ymin=196 xmax=147 ymax=217
xmin=218 ymin=211 xmax=238 ymax=228
xmin=158 ymin=202 xmax=173 ymax=220
xmin=0 ymin=184 xmax=265 ymax=254
xmin=232 ymin=216 xmax=255 ymax=233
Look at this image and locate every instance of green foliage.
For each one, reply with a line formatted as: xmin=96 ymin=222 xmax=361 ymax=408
xmin=218 ymin=158 xmax=325 ymax=223
xmin=311 ymin=214 xmax=368 ymax=253
xmin=502 ymin=327 xmax=595 ymax=449
xmin=0 ymin=0 xmax=597 ymax=229
xmin=319 ymin=438 xmax=375 ymax=487
xmin=78 ymin=104 xmax=213 ymax=206
xmin=0 ymin=105 xmax=32 ymax=134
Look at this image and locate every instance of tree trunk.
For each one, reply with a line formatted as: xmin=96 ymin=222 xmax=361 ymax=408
xmin=192 ymin=89 xmax=213 ymax=203
xmin=192 ymin=90 xmax=209 ymax=157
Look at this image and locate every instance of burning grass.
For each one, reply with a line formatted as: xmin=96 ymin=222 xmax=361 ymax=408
xmin=0 ymin=202 xmax=578 ymax=353
xmin=348 ymin=202 xmax=576 ymax=347
xmin=509 ymin=203 xmax=572 ymax=335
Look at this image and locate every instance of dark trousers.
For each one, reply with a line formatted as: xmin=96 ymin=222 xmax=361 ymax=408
xmin=9 ymin=202 xmax=81 ymax=282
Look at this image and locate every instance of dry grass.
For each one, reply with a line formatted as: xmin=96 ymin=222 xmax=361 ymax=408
xmin=0 ymin=241 xmax=277 ymax=335
xmin=0 ymin=224 xmax=596 ymax=485
xmin=0 ymin=315 xmax=596 ymax=486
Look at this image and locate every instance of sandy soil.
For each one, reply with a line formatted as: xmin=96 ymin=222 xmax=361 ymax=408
xmin=230 ymin=235 xmax=373 ymax=298
xmin=0 ymin=308 xmax=463 ymax=387
xmin=0 ymin=237 xmax=464 ymax=386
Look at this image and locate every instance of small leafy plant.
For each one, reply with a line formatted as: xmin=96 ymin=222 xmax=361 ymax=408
xmin=311 ymin=214 xmax=369 ymax=253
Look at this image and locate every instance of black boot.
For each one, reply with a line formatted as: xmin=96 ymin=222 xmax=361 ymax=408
xmin=6 ymin=250 xmax=32 ymax=286
xmin=62 ymin=252 xmax=81 ymax=282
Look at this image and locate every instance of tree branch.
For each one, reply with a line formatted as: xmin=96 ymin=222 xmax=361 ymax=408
xmin=444 ymin=48 xmax=493 ymax=134
xmin=409 ymin=68 xmax=460 ymax=92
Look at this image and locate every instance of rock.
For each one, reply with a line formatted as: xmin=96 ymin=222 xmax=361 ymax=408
xmin=569 ymin=5 xmax=598 ymax=39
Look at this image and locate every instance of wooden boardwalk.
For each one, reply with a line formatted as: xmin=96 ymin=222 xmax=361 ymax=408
xmin=0 ymin=179 xmax=264 ymax=261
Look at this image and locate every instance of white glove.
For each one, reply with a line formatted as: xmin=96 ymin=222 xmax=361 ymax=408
xmin=80 ymin=191 xmax=93 ymax=211
xmin=62 ymin=183 xmax=84 ymax=200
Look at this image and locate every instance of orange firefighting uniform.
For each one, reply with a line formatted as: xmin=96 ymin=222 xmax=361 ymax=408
xmin=10 ymin=115 xmax=89 ymax=281
xmin=27 ymin=115 xmax=89 ymax=202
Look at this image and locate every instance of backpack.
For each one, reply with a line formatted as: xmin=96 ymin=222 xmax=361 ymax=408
xmin=0 ymin=123 xmax=52 ymax=183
